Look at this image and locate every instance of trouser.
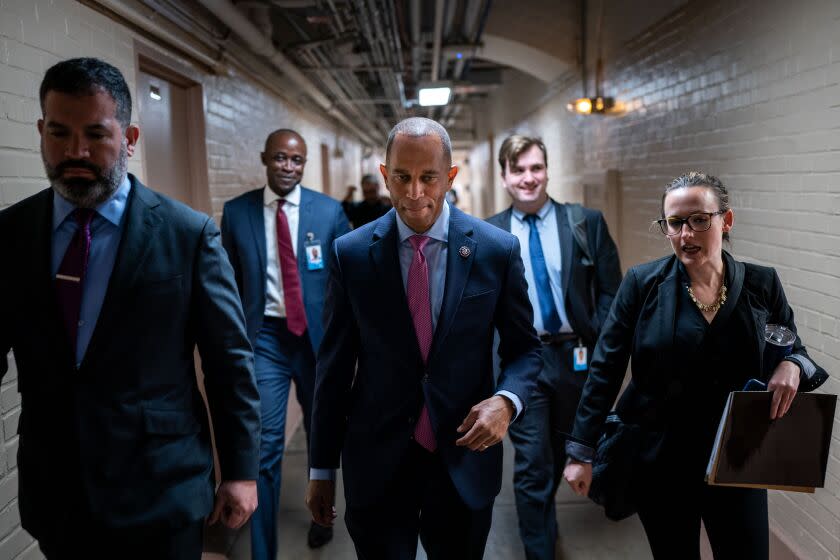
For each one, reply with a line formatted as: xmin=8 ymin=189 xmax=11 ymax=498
xmin=251 ymin=317 xmax=316 ymax=560
xmin=637 ymin=480 xmax=768 ymax=559
xmin=507 ymin=341 xmax=587 ymax=560
xmin=345 ymin=442 xmax=493 ymax=560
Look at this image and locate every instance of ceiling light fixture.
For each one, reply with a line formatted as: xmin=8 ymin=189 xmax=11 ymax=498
xmin=567 ymin=0 xmax=619 ymax=116
xmin=418 ymin=83 xmax=452 ymax=106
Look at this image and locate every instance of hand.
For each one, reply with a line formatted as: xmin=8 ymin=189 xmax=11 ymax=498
xmin=767 ymin=360 xmax=800 ymax=419
xmin=306 ymin=479 xmax=337 ymax=527
xmin=208 ymin=480 xmax=257 ymax=529
xmin=563 ymin=461 xmax=592 ymax=496
xmin=455 ymin=395 xmax=514 ymax=451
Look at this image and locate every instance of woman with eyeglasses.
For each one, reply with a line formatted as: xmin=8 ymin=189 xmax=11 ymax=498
xmin=562 ymin=172 xmax=827 ymax=558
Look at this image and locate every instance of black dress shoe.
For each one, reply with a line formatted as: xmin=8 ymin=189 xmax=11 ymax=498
xmin=308 ymin=521 xmax=333 ymax=549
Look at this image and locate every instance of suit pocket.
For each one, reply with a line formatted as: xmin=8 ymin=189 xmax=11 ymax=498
xmin=143 ymin=408 xmax=208 ymax=482
xmin=137 ymin=275 xmax=184 ymax=296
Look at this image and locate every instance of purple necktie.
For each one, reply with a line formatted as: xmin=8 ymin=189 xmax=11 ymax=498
xmin=276 ymin=200 xmax=307 ymax=336
xmin=407 ymin=235 xmax=436 ymax=452
xmin=55 ymin=208 xmax=95 ymax=356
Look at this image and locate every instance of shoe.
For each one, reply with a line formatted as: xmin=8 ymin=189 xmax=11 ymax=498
xmin=307 ymin=521 xmax=333 ymax=549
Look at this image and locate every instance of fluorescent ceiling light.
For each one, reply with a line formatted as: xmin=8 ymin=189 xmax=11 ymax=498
xmin=418 ymin=86 xmax=451 ymax=107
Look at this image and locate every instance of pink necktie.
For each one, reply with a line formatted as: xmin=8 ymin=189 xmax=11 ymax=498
xmin=276 ymin=200 xmax=307 ymax=336
xmin=407 ymin=235 xmax=436 ymax=452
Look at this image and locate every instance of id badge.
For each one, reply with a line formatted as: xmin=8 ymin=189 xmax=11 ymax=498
xmin=573 ymin=341 xmax=588 ymax=372
xmin=304 ymin=236 xmax=324 ymax=270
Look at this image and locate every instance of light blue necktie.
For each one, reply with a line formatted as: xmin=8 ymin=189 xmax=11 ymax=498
xmin=525 ymin=214 xmax=562 ymax=333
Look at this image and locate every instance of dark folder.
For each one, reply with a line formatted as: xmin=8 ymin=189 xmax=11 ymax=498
xmin=705 ymin=391 xmax=837 ymax=492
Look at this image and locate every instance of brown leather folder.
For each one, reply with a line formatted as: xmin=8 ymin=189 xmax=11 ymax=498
xmin=705 ymin=391 xmax=837 ymax=492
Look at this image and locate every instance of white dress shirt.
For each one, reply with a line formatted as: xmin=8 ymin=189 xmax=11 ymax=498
xmin=510 ymin=198 xmax=573 ymax=334
xmin=263 ymin=184 xmax=301 ymax=318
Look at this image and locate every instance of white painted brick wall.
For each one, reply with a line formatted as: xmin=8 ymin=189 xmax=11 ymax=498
xmin=472 ymin=0 xmax=840 ymax=556
xmin=0 ymin=0 xmax=367 ymax=556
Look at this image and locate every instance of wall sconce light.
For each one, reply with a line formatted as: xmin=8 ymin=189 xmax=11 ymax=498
xmin=567 ymin=96 xmax=614 ymax=115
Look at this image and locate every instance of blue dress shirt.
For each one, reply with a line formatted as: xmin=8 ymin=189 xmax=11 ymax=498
xmin=510 ymin=198 xmax=573 ymax=334
xmin=310 ymin=201 xmax=522 ymax=481
xmin=51 ymin=176 xmax=131 ymax=366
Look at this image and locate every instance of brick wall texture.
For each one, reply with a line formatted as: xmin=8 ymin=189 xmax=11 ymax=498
xmin=470 ymin=0 xmax=840 ymax=557
xmin=0 ymin=0 xmax=370 ymax=557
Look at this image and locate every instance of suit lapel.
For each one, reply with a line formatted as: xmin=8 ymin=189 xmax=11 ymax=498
xmin=82 ymin=178 xmax=162 ymax=368
xmin=246 ymin=189 xmax=267 ymax=275
xmin=497 ymin=207 xmax=513 ymax=232
xmin=369 ymin=212 xmax=423 ymax=365
xmin=429 ymin=208 xmax=476 ymax=362
xmin=653 ymin=258 xmax=680 ymax=386
xmin=30 ymin=190 xmax=75 ymax=367
xmin=555 ymin=202 xmax=574 ymax=306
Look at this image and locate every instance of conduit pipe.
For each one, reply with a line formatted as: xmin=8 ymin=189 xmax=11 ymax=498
xmin=197 ymin=0 xmax=379 ymax=146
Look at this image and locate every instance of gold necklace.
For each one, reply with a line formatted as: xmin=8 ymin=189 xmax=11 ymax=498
xmin=686 ymin=283 xmax=727 ymax=313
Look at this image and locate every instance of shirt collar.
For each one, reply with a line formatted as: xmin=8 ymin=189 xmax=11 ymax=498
xmin=264 ymin=183 xmax=301 ymax=207
xmin=52 ymin=174 xmax=131 ymax=231
xmin=396 ymin=200 xmax=450 ymax=244
xmin=512 ymin=196 xmax=553 ymax=223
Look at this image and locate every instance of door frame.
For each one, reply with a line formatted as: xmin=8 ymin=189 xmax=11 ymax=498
xmin=135 ymin=47 xmax=212 ymax=215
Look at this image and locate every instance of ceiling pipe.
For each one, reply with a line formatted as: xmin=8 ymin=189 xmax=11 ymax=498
xmin=197 ymin=0 xmax=379 ymax=146
xmin=91 ymin=0 xmax=223 ymax=70
xmin=430 ymin=0 xmax=445 ymax=82
xmin=410 ymin=0 xmax=422 ymax=83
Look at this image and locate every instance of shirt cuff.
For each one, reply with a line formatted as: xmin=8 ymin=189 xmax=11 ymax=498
xmin=565 ymin=440 xmax=596 ymax=463
xmin=495 ymin=390 xmax=522 ymax=421
xmin=309 ymin=468 xmax=336 ymax=481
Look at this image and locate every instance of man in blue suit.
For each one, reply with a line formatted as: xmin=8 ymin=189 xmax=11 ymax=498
xmin=0 ymin=58 xmax=260 ymax=559
xmin=221 ymin=129 xmax=350 ymax=557
xmin=305 ymin=118 xmax=542 ymax=559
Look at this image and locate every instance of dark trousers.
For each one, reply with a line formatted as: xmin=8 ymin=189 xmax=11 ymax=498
xmin=638 ymin=481 xmax=769 ymax=559
xmin=251 ymin=317 xmax=316 ymax=560
xmin=507 ymin=342 xmax=586 ymax=560
xmin=345 ymin=442 xmax=493 ymax=560
xmin=38 ymin=517 xmax=204 ymax=560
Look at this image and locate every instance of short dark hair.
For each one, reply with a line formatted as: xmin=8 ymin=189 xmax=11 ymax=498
xmin=662 ymin=171 xmax=732 ymax=242
xmin=264 ymin=128 xmax=306 ymax=152
xmin=40 ymin=58 xmax=132 ymax=128
xmin=361 ymin=173 xmax=377 ymax=185
xmin=498 ymin=135 xmax=548 ymax=175
xmin=385 ymin=117 xmax=451 ymax=167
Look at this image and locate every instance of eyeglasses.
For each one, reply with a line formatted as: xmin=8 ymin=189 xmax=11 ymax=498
xmin=655 ymin=210 xmax=726 ymax=236
xmin=272 ymin=154 xmax=306 ymax=167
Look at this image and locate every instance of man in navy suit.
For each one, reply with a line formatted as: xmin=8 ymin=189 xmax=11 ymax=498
xmin=221 ymin=129 xmax=350 ymax=556
xmin=305 ymin=118 xmax=542 ymax=559
xmin=0 ymin=58 xmax=260 ymax=559
xmin=487 ymin=135 xmax=621 ymax=560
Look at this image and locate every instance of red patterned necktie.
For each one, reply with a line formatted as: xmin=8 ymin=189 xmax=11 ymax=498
xmin=55 ymin=208 xmax=95 ymax=356
xmin=407 ymin=234 xmax=437 ymax=452
xmin=276 ymin=200 xmax=307 ymax=336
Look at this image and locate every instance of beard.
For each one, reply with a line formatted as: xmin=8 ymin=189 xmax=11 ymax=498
xmin=44 ymin=142 xmax=127 ymax=208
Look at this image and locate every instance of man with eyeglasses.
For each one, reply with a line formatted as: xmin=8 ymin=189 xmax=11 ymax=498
xmin=221 ymin=129 xmax=350 ymax=557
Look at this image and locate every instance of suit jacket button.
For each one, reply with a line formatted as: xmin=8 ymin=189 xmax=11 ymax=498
xmin=423 ymin=374 xmax=430 ymax=382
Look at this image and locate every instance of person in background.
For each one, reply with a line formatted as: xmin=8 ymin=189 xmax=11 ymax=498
xmin=342 ymin=173 xmax=390 ymax=228
xmin=221 ymin=129 xmax=351 ymax=556
xmin=0 ymin=57 xmax=260 ymax=559
xmin=486 ymin=134 xmax=621 ymax=560
xmin=564 ymin=172 xmax=828 ymax=558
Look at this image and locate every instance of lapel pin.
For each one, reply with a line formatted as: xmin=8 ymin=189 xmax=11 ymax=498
xmin=459 ymin=246 xmax=471 ymax=258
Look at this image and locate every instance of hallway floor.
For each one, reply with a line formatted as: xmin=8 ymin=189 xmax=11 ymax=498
xmin=220 ymin=427 xmax=653 ymax=560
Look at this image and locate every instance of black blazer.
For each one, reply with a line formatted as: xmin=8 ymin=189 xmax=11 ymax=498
xmin=0 ymin=175 xmax=260 ymax=536
xmin=571 ymin=252 xmax=827 ymax=449
xmin=486 ymin=200 xmax=622 ymax=345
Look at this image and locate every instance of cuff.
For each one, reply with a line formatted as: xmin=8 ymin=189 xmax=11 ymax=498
xmin=309 ymin=468 xmax=336 ymax=481
xmin=495 ymin=390 xmax=523 ymax=421
xmin=565 ymin=441 xmax=596 ymax=463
